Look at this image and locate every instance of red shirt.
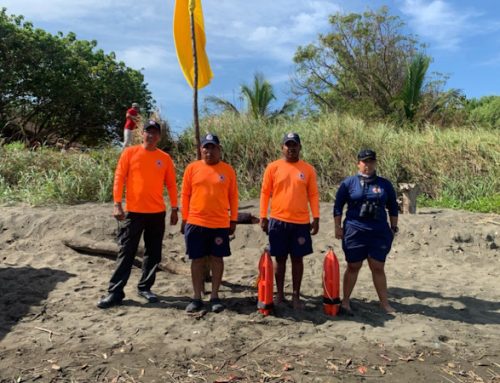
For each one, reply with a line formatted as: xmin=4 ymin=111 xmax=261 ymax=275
xmin=124 ymin=108 xmax=138 ymax=130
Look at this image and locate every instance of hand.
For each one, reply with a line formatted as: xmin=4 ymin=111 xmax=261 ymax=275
xmin=170 ymin=210 xmax=178 ymax=225
xmin=113 ymin=204 xmax=125 ymax=221
xmin=260 ymin=218 xmax=269 ymax=234
xmin=229 ymin=221 xmax=237 ymax=235
xmin=310 ymin=218 xmax=319 ymax=235
xmin=335 ymin=225 xmax=344 ymax=239
xmin=180 ymin=220 xmax=186 ymax=235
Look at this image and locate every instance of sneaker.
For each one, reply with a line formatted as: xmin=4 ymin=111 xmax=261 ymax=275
xmin=97 ymin=293 xmax=123 ymax=309
xmin=210 ymin=298 xmax=225 ymax=313
xmin=186 ymin=299 xmax=204 ymax=313
xmin=137 ymin=290 xmax=159 ymax=303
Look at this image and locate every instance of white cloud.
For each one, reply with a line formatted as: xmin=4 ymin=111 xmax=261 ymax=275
xmin=400 ymin=0 xmax=474 ymax=50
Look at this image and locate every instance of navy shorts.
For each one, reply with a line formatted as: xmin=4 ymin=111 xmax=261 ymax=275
xmin=268 ymin=218 xmax=313 ymax=258
xmin=184 ymin=223 xmax=231 ymax=260
xmin=342 ymin=224 xmax=393 ymax=263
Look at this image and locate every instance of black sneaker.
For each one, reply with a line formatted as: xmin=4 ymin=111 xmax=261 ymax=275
xmin=137 ymin=290 xmax=159 ymax=303
xmin=186 ymin=299 xmax=204 ymax=313
xmin=97 ymin=293 xmax=123 ymax=309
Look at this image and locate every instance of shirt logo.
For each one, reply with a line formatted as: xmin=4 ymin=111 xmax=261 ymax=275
xmin=214 ymin=237 xmax=224 ymax=245
xmin=297 ymin=237 xmax=306 ymax=245
xmin=219 ymin=174 xmax=225 ymax=182
xmin=156 ymin=160 xmax=163 ymax=168
xmin=298 ymin=172 xmax=305 ymax=180
xmin=372 ymin=186 xmax=381 ymax=194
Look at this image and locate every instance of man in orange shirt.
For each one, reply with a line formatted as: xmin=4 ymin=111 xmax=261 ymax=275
xmin=181 ymin=133 xmax=238 ymax=313
xmin=260 ymin=132 xmax=320 ymax=310
xmin=123 ymin=102 xmax=140 ymax=148
xmin=98 ymin=120 xmax=179 ymax=309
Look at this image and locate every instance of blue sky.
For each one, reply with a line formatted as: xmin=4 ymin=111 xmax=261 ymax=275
xmin=2 ymin=0 xmax=499 ymax=133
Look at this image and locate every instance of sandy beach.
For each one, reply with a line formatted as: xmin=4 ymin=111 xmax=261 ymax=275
xmin=1 ymin=201 xmax=499 ymax=382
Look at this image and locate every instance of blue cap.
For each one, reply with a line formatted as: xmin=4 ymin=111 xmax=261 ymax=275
xmin=201 ymin=133 xmax=220 ymax=147
xmin=357 ymin=149 xmax=377 ymax=161
xmin=282 ymin=132 xmax=301 ymax=145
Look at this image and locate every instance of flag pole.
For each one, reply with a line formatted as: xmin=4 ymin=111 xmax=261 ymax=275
xmin=189 ymin=3 xmax=201 ymax=160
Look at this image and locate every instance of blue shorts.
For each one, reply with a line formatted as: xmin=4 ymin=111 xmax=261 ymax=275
xmin=184 ymin=223 xmax=231 ymax=260
xmin=342 ymin=224 xmax=393 ymax=263
xmin=268 ymin=218 xmax=313 ymax=258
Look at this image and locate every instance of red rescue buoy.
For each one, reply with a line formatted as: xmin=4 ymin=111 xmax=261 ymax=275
xmin=257 ymin=248 xmax=274 ymax=315
xmin=323 ymin=247 xmax=341 ymax=316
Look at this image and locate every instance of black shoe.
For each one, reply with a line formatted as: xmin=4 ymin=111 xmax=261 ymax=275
xmin=137 ymin=290 xmax=159 ymax=303
xmin=97 ymin=293 xmax=123 ymax=309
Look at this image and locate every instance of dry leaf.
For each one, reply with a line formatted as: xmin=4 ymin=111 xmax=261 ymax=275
xmin=379 ymin=366 xmax=386 ymax=375
xmin=282 ymin=363 xmax=294 ymax=371
xmin=51 ymin=364 xmax=61 ymax=371
xmin=102 ymin=353 xmax=108 ymax=360
xmin=380 ymin=354 xmax=392 ymax=362
xmin=345 ymin=358 xmax=352 ymax=367
xmin=357 ymin=366 xmax=367 ymax=374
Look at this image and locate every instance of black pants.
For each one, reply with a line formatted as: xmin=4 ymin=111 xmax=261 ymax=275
xmin=108 ymin=211 xmax=166 ymax=298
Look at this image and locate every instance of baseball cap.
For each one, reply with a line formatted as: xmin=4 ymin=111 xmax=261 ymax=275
xmin=143 ymin=120 xmax=161 ymax=133
xmin=131 ymin=102 xmax=140 ymax=108
xmin=282 ymin=132 xmax=301 ymax=145
xmin=357 ymin=149 xmax=377 ymax=161
xmin=201 ymin=133 xmax=220 ymax=147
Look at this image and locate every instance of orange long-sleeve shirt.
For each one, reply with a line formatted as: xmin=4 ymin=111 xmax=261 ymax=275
xmin=181 ymin=160 xmax=238 ymax=228
xmin=113 ymin=145 xmax=178 ymax=213
xmin=260 ymin=159 xmax=320 ymax=224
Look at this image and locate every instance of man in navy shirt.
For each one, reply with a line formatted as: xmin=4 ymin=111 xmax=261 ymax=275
xmin=333 ymin=149 xmax=399 ymax=314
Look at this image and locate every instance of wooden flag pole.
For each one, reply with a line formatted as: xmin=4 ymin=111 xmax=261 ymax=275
xmin=189 ymin=5 xmax=201 ymax=160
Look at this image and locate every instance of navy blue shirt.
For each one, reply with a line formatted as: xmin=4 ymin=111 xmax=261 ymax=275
xmin=333 ymin=175 xmax=398 ymax=231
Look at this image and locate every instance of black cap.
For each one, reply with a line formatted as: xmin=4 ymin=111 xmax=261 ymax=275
xmin=357 ymin=149 xmax=377 ymax=161
xmin=143 ymin=120 xmax=161 ymax=132
xmin=282 ymin=132 xmax=301 ymax=145
xmin=201 ymin=133 xmax=220 ymax=147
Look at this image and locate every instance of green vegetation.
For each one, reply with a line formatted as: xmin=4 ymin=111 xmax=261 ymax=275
xmin=3 ymin=114 xmax=497 ymax=213
xmin=0 ymin=8 xmax=152 ymax=147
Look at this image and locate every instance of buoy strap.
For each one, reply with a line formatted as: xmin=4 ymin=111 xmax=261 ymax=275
xmin=322 ymin=297 xmax=341 ymax=305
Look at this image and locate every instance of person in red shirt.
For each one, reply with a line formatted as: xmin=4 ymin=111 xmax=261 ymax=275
xmin=98 ymin=120 xmax=179 ymax=309
xmin=260 ymin=132 xmax=320 ymax=310
xmin=181 ymin=133 xmax=239 ymax=313
xmin=123 ymin=103 xmax=140 ymax=148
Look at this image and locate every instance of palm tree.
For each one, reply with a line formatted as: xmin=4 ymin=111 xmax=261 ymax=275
xmin=398 ymin=53 xmax=431 ymax=121
xmin=205 ymin=73 xmax=296 ymax=120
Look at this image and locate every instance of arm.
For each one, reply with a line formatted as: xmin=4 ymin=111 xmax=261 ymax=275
xmin=333 ymin=181 xmax=348 ymax=239
xmin=228 ymin=167 xmax=239 ymax=235
xmin=165 ymin=157 xmax=179 ymax=225
xmin=385 ymin=180 xmax=399 ymax=233
xmin=259 ymin=165 xmax=272 ymax=234
xmin=180 ymin=166 xmax=192 ymax=234
xmin=112 ymin=150 xmax=129 ymax=220
xmin=308 ymin=167 xmax=320 ymax=235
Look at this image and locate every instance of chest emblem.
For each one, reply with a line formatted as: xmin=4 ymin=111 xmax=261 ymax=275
xmin=218 ymin=174 xmax=225 ymax=182
xmin=298 ymin=172 xmax=305 ymax=180
xmin=156 ymin=160 xmax=163 ymax=168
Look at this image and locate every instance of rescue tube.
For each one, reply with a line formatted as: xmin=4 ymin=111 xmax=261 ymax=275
xmin=323 ymin=247 xmax=341 ymax=316
xmin=257 ymin=248 xmax=274 ymax=315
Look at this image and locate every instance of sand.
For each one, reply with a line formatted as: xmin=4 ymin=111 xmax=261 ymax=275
xmin=0 ymin=201 xmax=499 ymax=382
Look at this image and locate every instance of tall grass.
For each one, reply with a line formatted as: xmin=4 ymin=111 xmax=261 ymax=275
xmin=1 ymin=113 xmax=499 ymax=213
xmin=175 ymin=113 xmax=500 ymax=212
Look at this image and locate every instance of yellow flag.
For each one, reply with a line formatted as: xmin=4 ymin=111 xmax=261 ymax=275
xmin=173 ymin=0 xmax=213 ymax=89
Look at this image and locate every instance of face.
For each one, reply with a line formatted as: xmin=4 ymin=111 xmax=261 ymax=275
xmin=357 ymin=158 xmax=377 ymax=175
xmin=282 ymin=141 xmax=301 ymax=162
xmin=142 ymin=128 xmax=161 ymax=149
xmin=201 ymin=143 xmax=221 ymax=165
